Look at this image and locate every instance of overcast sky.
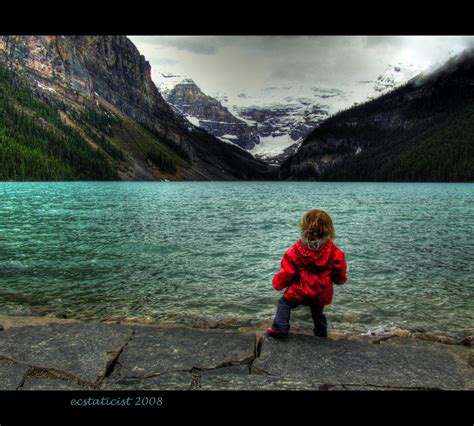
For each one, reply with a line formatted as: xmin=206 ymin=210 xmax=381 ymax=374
xmin=128 ymin=36 xmax=474 ymax=97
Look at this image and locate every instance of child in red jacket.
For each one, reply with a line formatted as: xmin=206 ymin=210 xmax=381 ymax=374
xmin=267 ymin=209 xmax=347 ymax=338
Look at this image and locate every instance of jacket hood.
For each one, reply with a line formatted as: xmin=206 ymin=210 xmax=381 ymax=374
xmin=294 ymin=239 xmax=335 ymax=268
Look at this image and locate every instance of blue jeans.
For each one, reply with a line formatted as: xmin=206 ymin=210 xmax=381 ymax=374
xmin=272 ymin=296 xmax=328 ymax=337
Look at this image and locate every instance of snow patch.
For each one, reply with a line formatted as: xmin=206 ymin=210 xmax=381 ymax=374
xmin=36 ymin=81 xmax=56 ymax=93
xmin=220 ymin=134 xmax=238 ymax=140
xmin=185 ymin=115 xmax=200 ymax=127
xmin=250 ymin=134 xmax=301 ymax=158
xmin=161 ymin=72 xmax=181 ymax=79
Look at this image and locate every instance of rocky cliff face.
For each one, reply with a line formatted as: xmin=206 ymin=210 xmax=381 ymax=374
xmin=68 ymin=37 xmax=192 ymax=152
xmin=0 ymin=36 xmax=91 ymax=91
xmin=0 ymin=36 xmax=271 ymax=180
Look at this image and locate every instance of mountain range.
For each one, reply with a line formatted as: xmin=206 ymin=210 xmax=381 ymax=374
xmin=0 ymin=36 xmax=472 ymax=182
xmin=155 ymin=62 xmax=422 ymax=165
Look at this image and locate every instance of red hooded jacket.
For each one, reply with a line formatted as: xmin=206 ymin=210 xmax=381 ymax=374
xmin=272 ymin=239 xmax=347 ymax=306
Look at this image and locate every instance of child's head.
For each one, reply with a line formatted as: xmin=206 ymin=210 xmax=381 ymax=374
xmin=299 ymin=209 xmax=335 ymax=242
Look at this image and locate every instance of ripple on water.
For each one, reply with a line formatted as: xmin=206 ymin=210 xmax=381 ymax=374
xmin=0 ymin=181 xmax=473 ymax=335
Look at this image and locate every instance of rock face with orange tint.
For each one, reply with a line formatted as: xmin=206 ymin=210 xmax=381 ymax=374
xmin=0 ymin=36 xmax=93 ymax=92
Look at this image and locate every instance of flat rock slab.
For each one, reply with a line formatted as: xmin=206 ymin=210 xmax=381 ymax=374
xmin=199 ymin=374 xmax=338 ymax=390
xmin=0 ymin=323 xmax=133 ymax=385
xmin=342 ymin=385 xmax=412 ymax=390
xmin=0 ymin=360 xmax=29 ymax=390
xmin=102 ymin=373 xmax=193 ymax=390
xmin=19 ymin=377 xmax=90 ymax=390
xmin=117 ymin=327 xmax=255 ymax=378
xmin=253 ymin=334 xmax=474 ymax=390
xmin=201 ymin=364 xmax=250 ymax=376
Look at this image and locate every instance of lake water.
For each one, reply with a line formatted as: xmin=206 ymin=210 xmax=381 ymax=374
xmin=0 ymin=182 xmax=473 ymax=335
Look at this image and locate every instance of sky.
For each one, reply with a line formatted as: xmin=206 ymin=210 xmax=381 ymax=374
xmin=128 ymin=36 xmax=474 ymax=100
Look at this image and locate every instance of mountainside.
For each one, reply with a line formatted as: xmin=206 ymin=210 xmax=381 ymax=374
xmin=166 ymin=79 xmax=259 ymax=149
xmin=279 ymin=50 xmax=474 ymax=182
xmin=0 ymin=36 xmax=271 ymax=181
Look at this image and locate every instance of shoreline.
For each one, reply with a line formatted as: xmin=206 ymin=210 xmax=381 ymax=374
xmin=1 ymin=312 xmax=472 ymax=343
xmin=0 ymin=314 xmax=472 ymax=391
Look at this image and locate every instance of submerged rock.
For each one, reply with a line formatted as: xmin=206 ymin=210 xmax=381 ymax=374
xmin=459 ymin=336 xmax=474 ymax=347
xmin=413 ymin=333 xmax=460 ymax=345
xmin=390 ymin=328 xmax=412 ymax=337
xmin=459 ymin=328 xmax=474 ymax=338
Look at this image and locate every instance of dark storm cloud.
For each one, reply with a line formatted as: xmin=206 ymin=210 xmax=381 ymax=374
xmin=267 ymin=37 xmax=377 ymax=84
xmin=139 ymin=36 xmax=334 ymax=56
xmin=270 ymin=61 xmax=319 ymax=80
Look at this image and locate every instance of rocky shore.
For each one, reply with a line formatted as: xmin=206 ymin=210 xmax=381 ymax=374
xmin=0 ymin=315 xmax=472 ymax=391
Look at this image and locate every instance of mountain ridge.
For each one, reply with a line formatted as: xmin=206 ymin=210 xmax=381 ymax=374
xmin=279 ymin=49 xmax=474 ymax=182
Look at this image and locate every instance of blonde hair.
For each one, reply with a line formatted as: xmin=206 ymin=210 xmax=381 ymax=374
xmin=299 ymin=209 xmax=335 ymax=242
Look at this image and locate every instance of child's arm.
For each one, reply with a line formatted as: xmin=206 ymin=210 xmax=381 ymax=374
xmin=331 ymin=249 xmax=347 ymax=285
xmin=272 ymin=250 xmax=298 ymax=291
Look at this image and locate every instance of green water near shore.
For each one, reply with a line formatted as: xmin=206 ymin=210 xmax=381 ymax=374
xmin=0 ymin=182 xmax=473 ymax=335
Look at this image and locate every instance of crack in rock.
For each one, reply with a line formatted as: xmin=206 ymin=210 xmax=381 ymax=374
xmin=103 ymin=328 xmax=136 ymax=380
xmin=252 ymin=333 xmax=474 ymax=390
xmin=0 ymin=323 xmax=134 ymax=386
xmin=116 ymin=326 xmax=256 ymax=379
xmin=190 ymin=368 xmax=202 ymax=390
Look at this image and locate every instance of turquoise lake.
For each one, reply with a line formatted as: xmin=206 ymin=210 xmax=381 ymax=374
xmin=0 ymin=182 xmax=473 ymax=335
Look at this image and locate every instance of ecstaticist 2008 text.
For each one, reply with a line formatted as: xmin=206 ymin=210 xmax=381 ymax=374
xmin=71 ymin=396 xmax=164 ymax=407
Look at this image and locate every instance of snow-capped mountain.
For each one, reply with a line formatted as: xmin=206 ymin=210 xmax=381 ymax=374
xmin=164 ymin=79 xmax=259 ymax=149
xmin=155 ymin=62 xmax=422 ymax=164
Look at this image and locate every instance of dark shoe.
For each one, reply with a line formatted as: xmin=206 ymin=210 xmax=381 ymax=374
xmin=266 ymin=327 xmax=288 ymax=338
